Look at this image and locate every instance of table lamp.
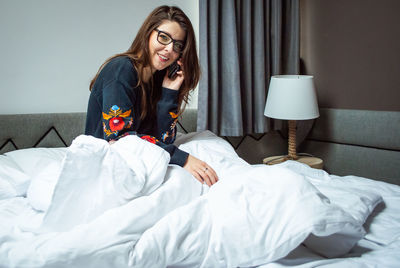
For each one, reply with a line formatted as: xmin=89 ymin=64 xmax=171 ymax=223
xmin=264 ymin=75 xmax=319 ymax=161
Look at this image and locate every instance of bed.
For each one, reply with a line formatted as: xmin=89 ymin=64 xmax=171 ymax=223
xmin=0 ymin=108 xmax=399 ymax=268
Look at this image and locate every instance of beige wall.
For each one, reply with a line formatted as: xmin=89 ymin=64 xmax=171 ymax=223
xmin=300 ymin=0 xmax=400 ymax=111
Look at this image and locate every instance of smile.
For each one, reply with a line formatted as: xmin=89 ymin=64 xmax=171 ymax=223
xmin=158 ymin=53 xmax=169 ymax=62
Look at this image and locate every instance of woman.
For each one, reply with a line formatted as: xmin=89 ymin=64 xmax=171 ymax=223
xmin=85 ymin=5 xmax=218 ymax=186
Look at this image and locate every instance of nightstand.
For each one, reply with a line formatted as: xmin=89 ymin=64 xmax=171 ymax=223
xmin=263 ymin=155 xmax=324 ymax=169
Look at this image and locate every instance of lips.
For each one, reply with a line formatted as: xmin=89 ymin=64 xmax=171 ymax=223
xmin=157 ymin=53 xmax=169 ymax=62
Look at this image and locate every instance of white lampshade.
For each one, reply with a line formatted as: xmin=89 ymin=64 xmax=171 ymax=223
xmin=264 ymin=75 xmax=319 ymax=120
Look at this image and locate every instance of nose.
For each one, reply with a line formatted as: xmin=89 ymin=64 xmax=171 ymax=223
xmin=164 ymin=42 xmax=174 ymax=53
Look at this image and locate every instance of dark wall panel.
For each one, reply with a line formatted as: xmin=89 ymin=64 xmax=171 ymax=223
xmin=300 ymin=0 xmax=400 ymax=111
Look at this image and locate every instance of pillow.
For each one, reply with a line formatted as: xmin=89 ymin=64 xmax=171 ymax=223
xmin=0 ymin=155 xmax=30 ymax=199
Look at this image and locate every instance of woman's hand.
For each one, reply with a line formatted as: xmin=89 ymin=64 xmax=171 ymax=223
xmin=183 ymin=154 xmax=219 ymax=187
xmin=162 ymin=59 xmax=184 ymax=91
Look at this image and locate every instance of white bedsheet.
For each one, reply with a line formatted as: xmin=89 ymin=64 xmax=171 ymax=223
xmin=0 ymin=131 xmax=399 ymax=268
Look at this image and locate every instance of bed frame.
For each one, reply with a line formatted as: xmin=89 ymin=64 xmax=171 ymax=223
xmin=1 ymin=108 xmax=399 ymax=185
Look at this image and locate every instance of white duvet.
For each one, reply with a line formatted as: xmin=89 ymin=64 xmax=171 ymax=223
xmin=0 ymin=131 xmax=396 ymax=268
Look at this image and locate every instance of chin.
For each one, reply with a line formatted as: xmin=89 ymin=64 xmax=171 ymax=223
xmin=155 ymin=66 xmax=166 ymax=71
xmin=152 ymin=59 xmax=169 ymax=71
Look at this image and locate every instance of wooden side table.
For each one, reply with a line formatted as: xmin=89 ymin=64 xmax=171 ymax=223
xmin=263 ymin=155 xmax=324 ymax=169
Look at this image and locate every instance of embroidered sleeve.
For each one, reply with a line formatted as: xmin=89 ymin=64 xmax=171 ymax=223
xmin=102 ymin=104 xmax=134 ymax=140
xmin=156 ymin=87 xmax=180 ymax=144
xmin=102 ymin=81 xmax=136 ymax=141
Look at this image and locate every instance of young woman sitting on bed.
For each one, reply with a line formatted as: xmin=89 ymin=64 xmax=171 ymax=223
xmin=85 ymin=5 xmax=218 ymax=186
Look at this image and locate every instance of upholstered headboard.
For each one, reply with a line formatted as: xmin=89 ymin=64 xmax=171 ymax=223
xmin=1 ymin=108 xmax=399 ymax=185
xmin=300 ymin=108 xmax=400 ymax=185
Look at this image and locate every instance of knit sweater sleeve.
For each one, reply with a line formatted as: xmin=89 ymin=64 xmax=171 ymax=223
xmin=156 ymin=87 xmax=180 ymax=144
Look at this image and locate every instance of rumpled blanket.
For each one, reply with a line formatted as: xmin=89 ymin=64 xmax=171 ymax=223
xmin=0 ymin=131 xmax=382 ymax=268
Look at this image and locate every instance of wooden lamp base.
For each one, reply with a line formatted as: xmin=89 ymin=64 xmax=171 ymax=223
xmin=263 ymin=120 xmax=324 ymax=169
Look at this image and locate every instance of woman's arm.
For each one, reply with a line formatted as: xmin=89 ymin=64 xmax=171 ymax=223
xmin=101 ymin=80 xmax=136 ymax=141
xmin=157 ymin=59 xmax=186 ymax=143
xmin=156 ymin=87 xmax=180 ymax=143
xmin=158 ymin=60 xmax=219 ymax=185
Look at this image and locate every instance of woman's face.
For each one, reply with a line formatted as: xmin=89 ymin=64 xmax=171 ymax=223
xmin=148 ymin=20 xmax=186 ymax=72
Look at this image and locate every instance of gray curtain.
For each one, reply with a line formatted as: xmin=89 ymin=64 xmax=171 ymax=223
xmin=197 ymin=0 xmax=300 ymax=136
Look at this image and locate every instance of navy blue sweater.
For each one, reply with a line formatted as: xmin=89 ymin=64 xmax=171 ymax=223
xmin=85 ymin=56 xmax=188 ymax=166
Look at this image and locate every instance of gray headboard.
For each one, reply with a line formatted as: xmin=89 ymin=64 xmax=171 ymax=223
xmin=0 ymin=112 xmax=87 ymax=152
xmin=1 ymin=108 xmax=399 ymax=185
xmin=300 ymin=108 xmax=400 ymax=185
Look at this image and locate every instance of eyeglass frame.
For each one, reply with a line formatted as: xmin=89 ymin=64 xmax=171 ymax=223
xmin=154 ymin=28 xmax=185 ymax=53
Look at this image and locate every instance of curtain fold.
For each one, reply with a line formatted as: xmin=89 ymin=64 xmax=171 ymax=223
xmin=198 ymin=0 xmax=300 ymax=136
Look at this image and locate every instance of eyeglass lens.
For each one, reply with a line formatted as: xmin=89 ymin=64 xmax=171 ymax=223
xmin=156 ymin=30 xmax=184 ymax=53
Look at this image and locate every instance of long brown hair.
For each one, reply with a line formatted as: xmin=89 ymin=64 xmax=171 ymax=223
xmin=89 ymin=5 xmax=200 ymax=119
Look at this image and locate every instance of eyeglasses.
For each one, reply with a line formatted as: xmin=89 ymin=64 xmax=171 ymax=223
xmin=154 ymin=29 xmax=185 ymax=53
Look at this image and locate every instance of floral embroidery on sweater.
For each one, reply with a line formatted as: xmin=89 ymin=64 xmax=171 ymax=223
xmin=161 ymin=112 xmax=179 ymax=142
xmin=102 ymin=105 xmax=132 ymax=137
xmin=140 ymin=135 xmax=158 ymax=144
xmin=169 ymin=112 xmax=179 ymax=119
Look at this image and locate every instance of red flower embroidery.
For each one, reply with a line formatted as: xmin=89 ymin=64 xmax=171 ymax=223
xmin=109 ymin=117 xmax=125 ymax=132
xmin=141 ymin=135 xmax=157 ymax=144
